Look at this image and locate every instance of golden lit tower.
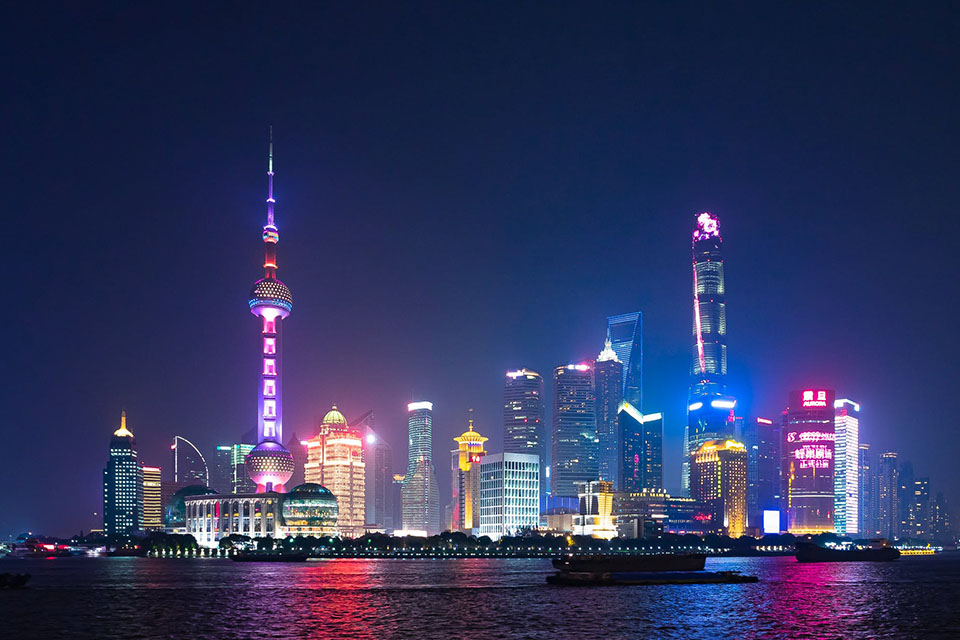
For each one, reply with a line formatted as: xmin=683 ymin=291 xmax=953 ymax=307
xmin=304 ymin=406 xmax=366 ymax=537
xmin=450 ymin=410 xmax=487 ymax=533
xmin=690 ymin=439 xmax=747 ymax=537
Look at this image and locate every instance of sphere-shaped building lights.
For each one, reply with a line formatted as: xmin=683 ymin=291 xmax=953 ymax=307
xmin=281 ymin=483 xmax=339 ymax=536
xmin=245 ymin=440 xmax=295 ymax=493
xmin=249 ymin=278 xmax=293 ymax=319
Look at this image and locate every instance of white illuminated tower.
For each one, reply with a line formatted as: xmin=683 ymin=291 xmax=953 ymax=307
xmin=245 ymin=130 xmax=295 ymax=493
xmin=834 ymin=398 xmax=860 ymax=534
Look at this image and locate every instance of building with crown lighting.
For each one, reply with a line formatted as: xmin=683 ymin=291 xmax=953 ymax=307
xmin=595 ymin=340 xmax=623 ymax=488
xmin=450 ymin=412 xmax=487 ymax=533
xmin=685 ymin=212 xmax=735 ymax=494
xmin=304 ymin=406 xmax=365 ymax=537
xmin=834 ymin=398 xmax=860 ymax=535
xmin=781 ymin=390 xmax=836 ymax=534
xmin=402 ymin=401 xmax=441 ymax=535
xmin=551 ymin=364 xmax=597 ymax=499
xmin=619 ymin=403 xmax=663 ymax=492
xmin=503 ymin=369 xmax=545 ymax=495
xmin=103 ymin=411 xmax=141 ymax=534
xmin=690 ymin=439 xmax=747 ymax=537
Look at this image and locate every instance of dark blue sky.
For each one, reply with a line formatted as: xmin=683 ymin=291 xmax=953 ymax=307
xmin=4 ymin=3 xmax=958 ymax=536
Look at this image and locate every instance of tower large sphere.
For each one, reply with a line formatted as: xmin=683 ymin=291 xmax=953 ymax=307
xmin=249 ymin=277 xmax=293 ymax=317
xmin=245 ymin=440 xmax=295 ymax=491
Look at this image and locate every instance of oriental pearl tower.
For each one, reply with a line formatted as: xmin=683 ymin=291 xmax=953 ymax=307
xmin=245 ymin=129 xmax=295 ymax=493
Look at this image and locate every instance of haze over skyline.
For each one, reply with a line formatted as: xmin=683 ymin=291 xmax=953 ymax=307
xmin=4 ymin=4 xmax=958 ymax=536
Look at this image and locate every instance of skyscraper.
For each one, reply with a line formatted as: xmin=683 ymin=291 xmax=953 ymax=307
xmin=690 ymin=439 xmax=747 ymax=538
xmin=877 ymin=452 xmax=900 ymax=539
xmin=904 ymin=477 xmax=930 ymax=540
xmin=354 ymin=410 xmax=394 ymax=530
xmin=244 ymin=131 xmax=295 ymax=493
xmin=782 ymin=389 xmax=836 ymax=534
xmin=210 ymin=446 xmax=233 ymax=494
xmin=141 ymin=465 xmax=162 ymax=531
xmin=503 ymin=369 xmax=546 ymax=493
xmin=606 ymin=312 xmax=642 ymax=407
xmin=478 ymin=453 xmax=540 ymax=540
xmin=304 ymin=406 xmax=365 ymax=537
xmin=858 ymin=443 xmax=877 ymax=536
xmin=595 ymin=340 xmax=623 ymax=487
xmin=834 ymin=398 xmax=860 ymax=535
xmin=103 ymin=411 xmax=141 ymax=535
xmin=551 ymin=364 xmax=597 ymax=498
xmin=171 ymin=436 xmax=208 ymax=486
xmin=619 ymin=402 xmax=662 ymax=491
xmin=685 ymin=212 xmax=733 ymax=493
xmin=402 ymin=401 xmax=441 ymax=535
xmin=450 ymin=411 xmax=487 ymax=533
xmin=754 ymin=417 xmax=780 ymax=528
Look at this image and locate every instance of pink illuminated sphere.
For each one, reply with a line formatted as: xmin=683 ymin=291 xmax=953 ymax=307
xmin=245 ymin=440 xmax=295 ymax=491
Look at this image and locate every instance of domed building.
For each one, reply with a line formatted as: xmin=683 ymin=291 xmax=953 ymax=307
xmin=281 ymin=483 xmax=339 ymax=537
xmin=304 ymin=405 xmax=366 ymax=537
xmin=166 ymin=484 xmax=218 ymax=532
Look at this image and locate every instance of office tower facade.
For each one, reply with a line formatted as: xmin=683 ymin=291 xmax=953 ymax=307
xmin=478 ymin=452 xmax=540 ymax=540
xmin=304 ymin=406 xmax=365 ymax=537
xmin=103 ymin=411 xmax=141 ymax=535
xmin=833 ymin=399 xmax=860 ymax=534
xmin=171 ymin=436 xmax=208 ymax=486
xmin=140 ymin=465 xmax=162 ymax=531
xmin=858 ymin=443 xmax=877 ymax=536
xmin=450 ymin=413 xmax=487 ymax=533
xmin=503 ymin=369 xmax=546 ymax=492
xmin=781 ymin=389 xmax=836 ymax=534
xmin=595 ymin=340 xmax=623 ymax=487
xmin=210 ymin=446 xmax=233 ymax=494
xmin=354 ymin=410 xmax=394 ymax=530
xmin=574 ymin=480 xmax=617 ymax=538
xmin=876 ymin=452 xmax=900 ymax=539
xmin=690 ymin=440 xmax=747 ymax=537
xmin=930 ymin=492 xmax=952 ymax=543
xmin=897 ymin=461 xmax=914 ymax=539
xmin=619 ymin=402 xmax=663 ymax=491
xmin=402 ymin=401 xmax=441 ymax=535
xmin=391 ymin=474 xmax=405 ymax=532
xmin=245 ymin=132 xmax=295 ymax=493
xmin=754 ymin=418 xmax=780 ymax=527
xmin=903 ymin=477 xmax=930 ymax=540
xmin=551 ymin=364 xmax=597 ymax=498
xmin=685 ymin=212 xmax=733 ymax=493
xmin=606 ymin=312 xmax=642 ymax=407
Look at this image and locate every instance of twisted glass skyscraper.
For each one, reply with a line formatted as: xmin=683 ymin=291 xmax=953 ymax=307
xmin=684 ymin=212 xmax=736 ymax=493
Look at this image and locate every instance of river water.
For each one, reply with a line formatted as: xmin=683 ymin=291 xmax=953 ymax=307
xmin=2 ymin=554 xmax=959 ymax=638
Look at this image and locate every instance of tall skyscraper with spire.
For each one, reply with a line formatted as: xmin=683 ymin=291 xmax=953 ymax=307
xmin=595 ymin=339 xmax=623 ymax=487
xmin=103 ymin=411 xmax=141 ymax=534
xmin=245 ymin=130 xmax=295 ymax=493
xmin=606 ymin=313 xmax=642 ymax=407
xmin=684 ymin=212 xmax=737 ymax=493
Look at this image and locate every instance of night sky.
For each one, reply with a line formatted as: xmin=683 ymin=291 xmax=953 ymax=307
xmin=4 ymin=4 xmax=958 ymax=536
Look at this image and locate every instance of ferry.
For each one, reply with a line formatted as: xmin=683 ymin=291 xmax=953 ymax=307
xmin=795 ymin=540 xmax=900 ymax=563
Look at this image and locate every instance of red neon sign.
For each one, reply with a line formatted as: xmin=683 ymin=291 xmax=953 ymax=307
xmin=801 ymin=390 xmax=828 ymax=407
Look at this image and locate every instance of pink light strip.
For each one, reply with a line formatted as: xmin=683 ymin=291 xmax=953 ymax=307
xmin=693 ymin=263 xmax=707 ymax=376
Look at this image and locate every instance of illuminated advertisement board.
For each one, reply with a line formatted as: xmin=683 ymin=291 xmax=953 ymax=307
xmin=784 ymin=389 xmax=836 ymax=533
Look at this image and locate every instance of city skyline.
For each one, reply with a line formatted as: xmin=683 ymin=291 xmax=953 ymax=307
xmin=4 ymin=4 xmax=958 ymax=538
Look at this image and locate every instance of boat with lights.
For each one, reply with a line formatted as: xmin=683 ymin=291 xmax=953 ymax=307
xmin=795 ymin=540 xmax=900 ymax=563
xmin=552 ymin=553 xmax=707 ymax=573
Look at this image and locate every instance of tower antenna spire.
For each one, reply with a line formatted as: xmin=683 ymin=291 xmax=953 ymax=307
xmin=266 ymin=126 xmax=275 ymax=227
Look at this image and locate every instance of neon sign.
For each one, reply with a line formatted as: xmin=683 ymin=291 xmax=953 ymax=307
xmin=787 ymin=431 xmax=835 ymax=443
xmin=801 ymin=390 xmax=828 ymax=407
xmin=470 ymin=455 xmax=481 ymax=464
xmin=794 ymin=444 xmax=832 ymax=470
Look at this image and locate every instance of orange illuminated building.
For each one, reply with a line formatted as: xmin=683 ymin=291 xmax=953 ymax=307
xmin=304 ymin=406 xmax=365 ymax=537
xmin=690 ymin=439 xmax=747 ymax=538
xmin=450 ymin=411 xmax=487 ymax=533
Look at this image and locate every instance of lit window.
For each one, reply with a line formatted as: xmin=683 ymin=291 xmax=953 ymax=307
xmin=264 ymin=420 xmax=276 ymax=438
xmin=264 ymin=380 xmax=276 ymax=397
xmin=263 ymin=359 xmax=276 ymax=375
xmin=263 ymin=337 xmax=276 ymax=354
xmin=263 ymin=318 xmax=276 ymax=334
xmin=264 ymin=400 xmax=276 ymax=418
